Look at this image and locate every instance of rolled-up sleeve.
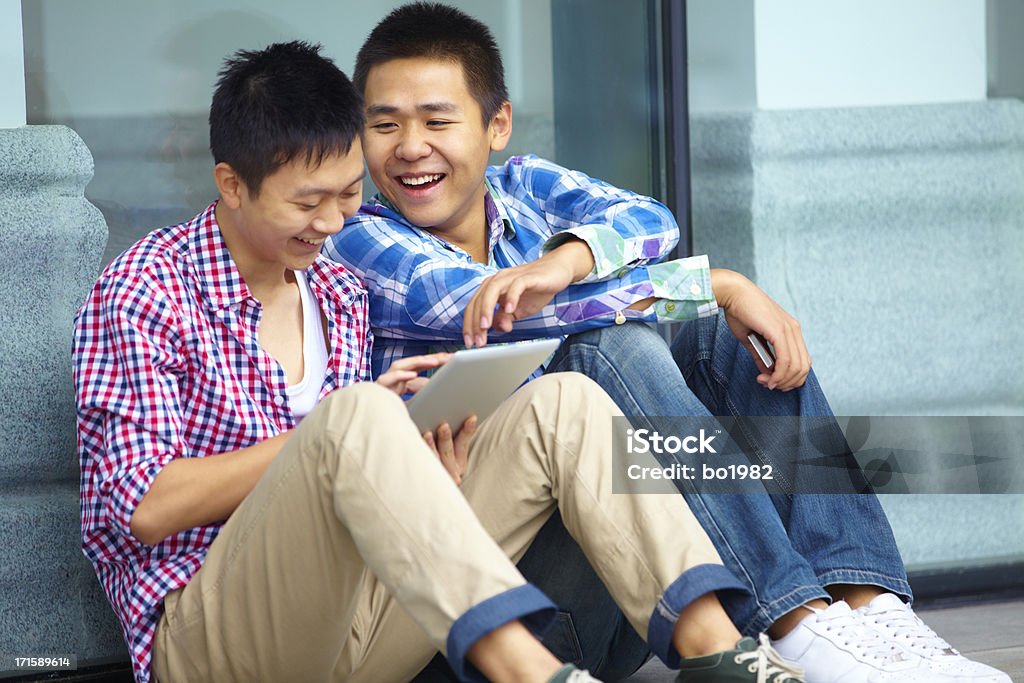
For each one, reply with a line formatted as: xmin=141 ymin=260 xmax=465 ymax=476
xmin=75 ymin=268 xmax=188 ymax=543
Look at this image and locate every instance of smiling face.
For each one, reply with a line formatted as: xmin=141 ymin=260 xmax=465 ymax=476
xmin=362 ymin=57 xmax=511 ymax=253
xmin=215 ymin=140 xmax=365 ymax=279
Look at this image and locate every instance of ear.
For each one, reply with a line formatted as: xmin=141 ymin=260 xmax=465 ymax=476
xmin=488 ymin=101 xmax=513 ymax=153
xmin=214 ymin=162 xmax=244 ymax=209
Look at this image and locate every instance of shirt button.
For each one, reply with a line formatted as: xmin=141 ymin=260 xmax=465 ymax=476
xmin=274 ymin=395 xmax=285 ymax=406
xmin=690 ymin=283 xmax=702 ymax=296
xmin=616 ymin=268 xmax=629 ymax=278
xmin=614 ymin=311 xmax=626 ymax=325
xmin=666 ymin=302 xmax=677 ymax=312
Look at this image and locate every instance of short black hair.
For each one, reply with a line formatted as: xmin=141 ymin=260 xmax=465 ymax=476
xmin=209 ymin=41 xmax=363 ymax=196
xmin=354 ymin=2 xmax=508 ymax=125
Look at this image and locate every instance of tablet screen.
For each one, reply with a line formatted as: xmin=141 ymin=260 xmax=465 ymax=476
xmin=406 ymin=338 xmax=562 ymax=433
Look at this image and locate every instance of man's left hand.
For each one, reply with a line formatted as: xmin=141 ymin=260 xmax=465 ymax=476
xmin=711 ymin=269 xmax=812 ymax=391
xmin=422 ymin=416 xmax=477 ymax=485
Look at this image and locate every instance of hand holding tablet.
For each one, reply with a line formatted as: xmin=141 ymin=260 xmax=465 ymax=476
xmin=406 ymin=338 xmax=562 ymax=433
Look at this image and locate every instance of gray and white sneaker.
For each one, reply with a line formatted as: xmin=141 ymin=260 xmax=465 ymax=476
xmin=857 ymin=593 xmax=1011 ymax=683
xmin=548 ymin=663 xmax=602 ymax=682
xmin=771 ymin=600 xmax=932 ymax=682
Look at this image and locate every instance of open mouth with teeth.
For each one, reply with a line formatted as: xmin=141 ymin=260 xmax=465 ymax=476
xmin=399 ymin=173 xmax=446 ymax=190
xmin=295 ymin=237 xmax=325 ymax=246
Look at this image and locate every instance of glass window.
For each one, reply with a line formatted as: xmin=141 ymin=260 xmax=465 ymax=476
xmin=24 ymin=0 xmax=666 ymax=267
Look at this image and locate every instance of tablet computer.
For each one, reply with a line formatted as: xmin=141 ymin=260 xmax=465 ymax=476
xmin=406 ymin=337 xmax=562 ymax=433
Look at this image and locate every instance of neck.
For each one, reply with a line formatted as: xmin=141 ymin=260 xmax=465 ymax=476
xmin=423 ymin=188 xmax=489 ymax=263
xmin=215 ymin=202 xmax=294 ymax=299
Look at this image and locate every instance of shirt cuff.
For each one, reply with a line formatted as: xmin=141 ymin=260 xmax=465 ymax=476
xmin=646 ymin=255 xmax=718 ymax=322
xmin=543 ymin=224 xmax=667 ymax=283
xmin=103 ymin=452 xmax=176 ymax=542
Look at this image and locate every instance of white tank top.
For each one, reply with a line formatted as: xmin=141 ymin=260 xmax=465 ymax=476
xmin=286 ymin=271 xmax=329 ymax=419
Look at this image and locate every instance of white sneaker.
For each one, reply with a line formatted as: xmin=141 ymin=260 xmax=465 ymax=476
xmin=771 ymin=600 xmax=933 ymax=682
xmin=856 ymin=593 xmax=1012 ymax=683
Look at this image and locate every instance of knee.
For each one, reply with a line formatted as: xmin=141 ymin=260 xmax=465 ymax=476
xmin=669 ymin=312 xmax=732 ymax=362
xmin=318 ymin=381 xmax=408 ymax=425
xmin=569 ymin=321 xmax=662 ymax=353
xmin=557 ymin=322 xmax=669 ymax=374
xmin=526 ymin=372 xmax=620 ymax=418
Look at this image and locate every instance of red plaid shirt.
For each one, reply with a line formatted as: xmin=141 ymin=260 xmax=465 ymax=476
xmin=73 ymin=203 xmax=372 ymax=682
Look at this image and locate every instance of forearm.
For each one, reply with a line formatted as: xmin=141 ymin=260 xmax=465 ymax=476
xmin=710 ymin=268 xmax=753 ymax=308
xmin=130 ymin=431 xmax=292 ymax=545
xmin=541 ymin=238 xmax=595 ymax=283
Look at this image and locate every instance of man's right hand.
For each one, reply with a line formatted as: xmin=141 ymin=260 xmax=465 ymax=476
xmin=375 ymin=353 xmax=452 ymax=396
xmin=463 ymin=239 xmax=595 ymax=348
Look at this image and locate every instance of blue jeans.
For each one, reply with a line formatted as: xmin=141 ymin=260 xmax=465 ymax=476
xmin=546 ymin=315 xmax=910 ymax=636
xmin=413 ymin=314 xmax=910 ymax=680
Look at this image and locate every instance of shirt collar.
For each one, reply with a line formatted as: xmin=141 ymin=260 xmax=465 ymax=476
xmin=189 ymin=202 xmax=251 ymax=311
xmin=366 ymin=178 xmax=517 ymax=251
xmin=189 ymin=201 xmax=365 ymax=312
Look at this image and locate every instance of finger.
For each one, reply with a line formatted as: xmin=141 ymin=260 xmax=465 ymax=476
xmin=492 ymin=280 xmax=526 ymax=333
xmin=376 ymin=369 xmax=420 ymax=393
xmin=766 ymin=329 xmax=792 ymax=391
xmin=453 ymin=414 xmax=477 ymax=476
xmin=387 ymin=353 xmax=452 ymax=373
xmin=435 ymin=422 xmax=459 ymax=480
xmin=472 ymin=277 xmax=507 ymax=347
xmin=492 ymin=308 xmax=515 ymax=333
xmin=465 ymin=274 xmax=503 ymax=347
xmin=404 ymin=377 xmax=430 ymax=395
xmin=502 ymin=279 xmax=526 ymax=318
xmin=422 ymin=430 xmax=438 ymax=456
xmin=463 ymin=282 xmax=486 ymax=347
xmin=775 ymin=324 xmax=801 ymax=390
xmin=782 ymin=322 xmax=804 ymax=389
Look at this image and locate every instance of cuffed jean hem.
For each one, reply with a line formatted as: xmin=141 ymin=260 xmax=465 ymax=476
xmin=447 ymin=583 xmax=558 ymax=683
xmin=646 ymin=563 xmax=749 ymax=669
xmin=739 ymin=584 xmax=832 ymax=637
xmin=817 ymin=568 xmax=913 ymax=605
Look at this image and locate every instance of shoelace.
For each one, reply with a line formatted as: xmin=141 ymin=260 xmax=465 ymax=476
xmin=734 ymin=634 xmax=805 ymax=683
xmin=860 ymin=603 xmax=958 ymax=657
xmin=816 ymin=606 xmax=905 ymax=664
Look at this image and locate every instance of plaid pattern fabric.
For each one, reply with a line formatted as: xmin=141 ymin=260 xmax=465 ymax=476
xmin=323 ymin=154 xmax=717 ymax=377
xmin=73 ymin=203 xmax=371 ymax=682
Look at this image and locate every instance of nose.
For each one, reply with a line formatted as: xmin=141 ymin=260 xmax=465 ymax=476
xmin=311 ymin=203 xmax=345 ymax=235
xmin=395 ymin=125 xmax=431 ymax=161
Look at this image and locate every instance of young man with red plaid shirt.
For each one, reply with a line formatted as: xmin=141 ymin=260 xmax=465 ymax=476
xmin=71 ymin=40 xmax=808 ymax=683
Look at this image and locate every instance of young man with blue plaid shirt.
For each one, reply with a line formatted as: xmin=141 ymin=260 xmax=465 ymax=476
xmin=325 ymin=4 xmax=1011 ymax=683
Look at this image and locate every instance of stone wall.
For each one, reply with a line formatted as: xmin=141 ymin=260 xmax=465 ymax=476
xmin=0 ymin=126 xmax=125 ymax=672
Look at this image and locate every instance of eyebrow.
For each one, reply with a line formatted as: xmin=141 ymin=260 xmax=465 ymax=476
xmin=366 ymin=102 xmax=459 ymax=116
xmin=291 ymin=170 xmax=366 ymax=198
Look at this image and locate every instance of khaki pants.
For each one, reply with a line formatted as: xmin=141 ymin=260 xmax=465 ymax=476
xmin=152 ymin=374 xmax=722 ymax=682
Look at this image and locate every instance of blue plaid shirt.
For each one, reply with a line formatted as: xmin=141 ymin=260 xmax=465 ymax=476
xmin=324 ymin=155 xmax=717 ymax=377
